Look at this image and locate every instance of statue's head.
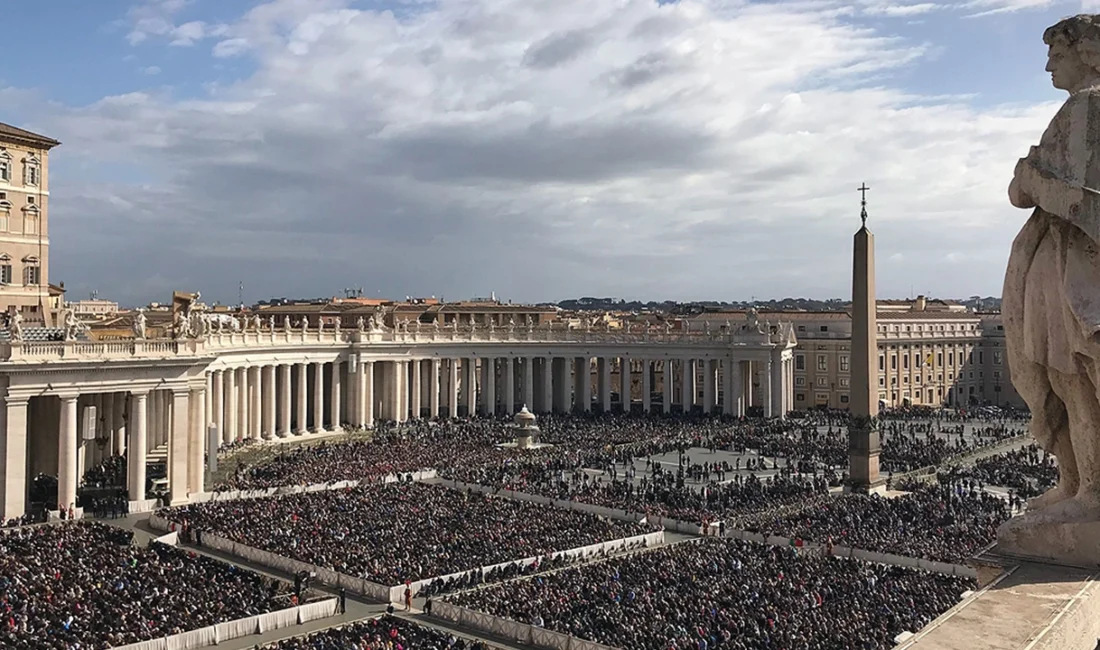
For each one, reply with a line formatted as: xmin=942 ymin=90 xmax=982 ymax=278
xmin=1044 ymin=15 xmax=1100 ymax=92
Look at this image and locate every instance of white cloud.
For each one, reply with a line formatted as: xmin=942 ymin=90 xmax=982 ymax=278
xmin=33 ymin=0 xmax=1060 ymax=305
xmin=141 ymin=65 xmax=162 ymax=75
xmin=126 ymin=0 xmax=229 ymax=46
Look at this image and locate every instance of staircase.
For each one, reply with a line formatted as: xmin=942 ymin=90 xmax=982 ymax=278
xmin=146 ymin=442 xmax=168 ymax=466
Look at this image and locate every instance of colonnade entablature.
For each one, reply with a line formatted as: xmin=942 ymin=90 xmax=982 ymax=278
xmin=0 ymin=321 xmax=798 ymax=521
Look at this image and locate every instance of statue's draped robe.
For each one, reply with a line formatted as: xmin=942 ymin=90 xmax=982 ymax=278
xmin=1004 ymin=89 xmax=1100 ymax=389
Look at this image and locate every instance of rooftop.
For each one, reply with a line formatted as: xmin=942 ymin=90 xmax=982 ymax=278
xmin=0 ymin=122 xmax=61 ymax=149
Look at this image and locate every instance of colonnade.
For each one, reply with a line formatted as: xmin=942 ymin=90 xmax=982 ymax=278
xmin=0 ymin=348 xmax=793 ymax=522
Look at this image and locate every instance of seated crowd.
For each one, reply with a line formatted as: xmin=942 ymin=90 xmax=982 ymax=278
xmin=736 ymin=484 xmax=1010 ymax=563
xmin=264 ymin=615 xmax=497 ymax=650
xmin=451 ymin=537 xmax=973 ymax=650
xmin=939 ymin=445 xmax=1057 ymax=499
xmin=158 ymin=481 xmax=656 ymax=585
xmin=0 ymin=522 xmax=296 ymax=650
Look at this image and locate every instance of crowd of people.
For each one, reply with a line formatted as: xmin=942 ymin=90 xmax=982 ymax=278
xmin=0 ymin=522 xmax=298 ymax=649
xmin=451 ymin=537 xmax=973 ymax=650
xmin=736 ymin=484 xmax=1010 ymax=563
xmin=159 ymin=481 xmax=656 ymax=585
xmin=264 ymin=615 xmax=497 ymax=650
xmin=880 ymin=419 xmax=1028 ymax=473
xmin=940 ymin=445 xmax=1057 ymax=499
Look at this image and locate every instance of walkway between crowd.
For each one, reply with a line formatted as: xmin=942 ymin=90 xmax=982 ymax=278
xmin=105 ymin=512 xmax=567 ymax=650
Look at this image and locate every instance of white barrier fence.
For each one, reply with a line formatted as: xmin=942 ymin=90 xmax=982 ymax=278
xmin=432 ymin=600 xmax=620 ymax=650
xmin=190 ymin=470 xmax=438 ymax=505
xmin=720 ymin=529 xmax=979 ymax=579
xmin=154 ymin=531 xmax=179 ymax=546
xmin=149 ymin=515 xmax=663 ymax=604
xmin=107 ymin=598 xmax=338 ymax=650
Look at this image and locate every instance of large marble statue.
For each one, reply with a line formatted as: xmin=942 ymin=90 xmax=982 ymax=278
xmin=1000 ymin=15 xmax=1100 ymax=562
xmin=9 ymin=311 xmax=23 ymax=342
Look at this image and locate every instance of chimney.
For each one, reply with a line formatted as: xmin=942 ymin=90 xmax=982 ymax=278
xmin=915 ymin=295 xmax=927 ymax=312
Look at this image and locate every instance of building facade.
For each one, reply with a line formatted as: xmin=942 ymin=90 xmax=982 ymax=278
xmin=690 ymin=297 xmax=1022 ymax=410
xmin=0 ymin=123 xmax=58 ymax=323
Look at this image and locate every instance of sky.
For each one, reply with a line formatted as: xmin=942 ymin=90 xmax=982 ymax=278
xmin=0 ymin=0 xmax=1088 ymax=307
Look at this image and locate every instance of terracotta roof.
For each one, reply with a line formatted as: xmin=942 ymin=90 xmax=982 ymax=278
xmin=256 ymin=303 xmax=340 ymax=314
xmin=691 ymin=311 xmax=851 ymax=321
xmin=0 ymin=122 xmax=60 ymax=149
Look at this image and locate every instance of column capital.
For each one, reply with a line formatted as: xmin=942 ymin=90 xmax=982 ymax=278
xmin=57 ymin=392 xmax=80 ymax=402
xmin=4 ymin=396 xmax=28 ymax=408
xmin=129 ymin=389 xmax=150 ymax=398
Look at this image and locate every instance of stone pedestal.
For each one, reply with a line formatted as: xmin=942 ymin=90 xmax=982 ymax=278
xmin=998 ymin=518 xmax=1100 ymax=568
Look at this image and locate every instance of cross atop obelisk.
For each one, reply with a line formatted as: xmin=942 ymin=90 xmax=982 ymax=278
xmin=858 ymin=183 xmax=870 ymax=227
xmin=847 ymin=182 xmax=883 ymax=493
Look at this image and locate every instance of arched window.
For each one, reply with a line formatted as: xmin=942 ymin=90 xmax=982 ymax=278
xmin=0 ymin=150 xmax=10 ymax=183
xmin=22 ymin=154 xmax=40 ymax=187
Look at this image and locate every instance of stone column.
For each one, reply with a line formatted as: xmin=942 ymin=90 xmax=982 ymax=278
xmin=204 ymin=373 xmax=213 ymax=430
xmin=762 ymin=359 xmax=774 ymax=418
xmin=663 ymin=359 xmax=673 ymax=414
xmin=362 ymin=361 xmax=375 ymax=427
xmin=641 ymin=360 xmax=652 ymax=413
xmin=619 ymin=356 xmax=631 ymax=413
xmin=721 ymin=359 xmax=734 ymax=415
xmin=312 ymin=362 xmax=325 ymax=433
xmin=411 ymin=360 xmax=423 ymax=419
xmin=462 ymin=359 xmax=476 ymax=416
xmin=743 ymin=361 xmax=754 ymax=409
xmin=704 ymin=360 xmax=717 ymax=415
xmin=599 ymin=358 xmax=612 ymax=413
xmin=541 ymin=357 xmax=553 ymax=414
xmin=127 ymin=392 xmax=148 ymax=503
xmin=330 ymin=360 xmax=343 ymax=431
xmin=579 ymin=357 xmax=592 ymax=413
xmin=58 ymin=395 xmax=78 ymax=513
xmin=211 ymin=371 xmax=224 ymax=445
xmin=484 ymin=358 xmax=496 ymax=416
xmin=101 ymin=394 xmax=115 ymax=462
xmin=447 ymin=359 xmax=460 ymax=419
xmin=522 ymin=358 xmax=534 ymax=409
xmin=429 ymin=359 xmax=441 ymax=418
xmin=189 ymin=386 xmax=205 ymax=494
xmin=249 ymin=366 xmax=263 ymax=441
xmin=0 ymin=395 xmax=28 ymax=520
xmin=296 ymin=363 xmax=308 ymax=435
xmin=278 ymin=365 xmax=292 ymax=436
xmin=113 ymin=392 xmax=127 ymax=456
xmin=260 ymin=365 xmax=275 ymax=439
xmin=166 ymin=390 xmax=187 ymax=505
xmin=680 ymin=359 xmax=693 ymax=413
xmin=502 ymin=358 xmax=515 ymax=414
xmin=551 ymin=357 xmax=568 ymax=413
xmin=234 ymin=368 xmax=246 ymax=441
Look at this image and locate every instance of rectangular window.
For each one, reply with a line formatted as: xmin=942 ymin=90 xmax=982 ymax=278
xmin=993 ymin=351 xmax=1003 ymax=365
xmin=878 ymin=377 xmax=885 ymax=386
xmin=797 ymin=325 xmax=805 ymax=332
xmin=24 ymin=215 xmax=37 ymax=235
xmin=816 ymin=377 xmax=827 ymax=387
xmin=840 ymin=395 xmax=849 ymax=404
xmin=0 ymin=212 xmax=7 ymax=232
xmin=817 ymin=355 xmax=827 ymax=371
xmin=840 ymin=356 xmax=849 ymax=372
xmin=23 ymin=265 xmax=39 ymax=286
xmin=937 ymin=352 xmax=943 ymax=367
xmin=839 ymin=378 xmax=850 ymax=388
xmin=820 ymin=325 xmax=828 ymax=332
xmin=948 ymin=352 xmax=954 ymax=366
xmin=891 ymin=356 xmax=897 ymax=370
xmin=795 ymin=377 xmax=806 ymax=387
xmin=0 ymin=160 xmax=8 ymax=182
xmin=796 ymin=393 xmax=805 ymax=401
xmin=993 ymin=371 xmax=1001 ymax=380
xmin=795 ymin=355 xmax=805 ymax=371
xmin=26 ymin=165 xmax=38 ymax=186
xmin=979 ymin=351 xmax=984 ymax=365
xmin=903 ymin=355 xmax=909 ymax=370
xmin=0 ymin=264 xmax=11 ymax=284
xmin=914 ymin=353 xmax=921 ymax=367
xmin=915 ymin=375 xmax=921 ymax=384
xmin=878 ymin=355 xmax=884 ymax=371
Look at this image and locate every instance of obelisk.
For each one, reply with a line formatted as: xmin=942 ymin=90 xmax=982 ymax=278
xmin=847 ymin=183 xmax=883 ymax=493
